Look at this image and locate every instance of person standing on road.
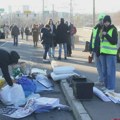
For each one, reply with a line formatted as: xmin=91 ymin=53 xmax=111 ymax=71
xmin=11 ymin=24 xmax=20 ymax=46
xmin=41 ymin=24 xmax=52 ymax=61
xmin=32 ymin=24 xmax=39 ymax=47
xmin=65 ymin=21 xmax=71 ymax=57
xmin=25 ymin=26 xmax=30 ymax=41
xmin=21 ymin=26 xmax=24 ymax=40
xmin=89 ymin=14 xmax=105 ymax=86
xmin=100 ymin=15 xmax=118 ymax=92
xmin=48 ymin=19 xmax=57 ymax=58
xmin=70 ymin=23 xmax=77 ymax=50
xmin=0 ymin=49 xmax=20 ymax=86
xmin=56 ymin=18 xmax=68 ymax=60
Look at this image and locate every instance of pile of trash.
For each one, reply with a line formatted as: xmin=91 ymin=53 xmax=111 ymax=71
xmin=0 ymin=62 xmax=71 ymax=118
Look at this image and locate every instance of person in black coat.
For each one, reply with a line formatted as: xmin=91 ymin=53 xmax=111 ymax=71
xmin=56 ymin=18 xmax=68 ymax=60
xmin=41 ymin=24 xmax=52 ymax=61
xmin=48 ymin=19 xmax=57 ymax=58
xmin=11 ymin=25 xmax=20 ymax=46
xmin=0 ymin=49 xmax=20 ymax=86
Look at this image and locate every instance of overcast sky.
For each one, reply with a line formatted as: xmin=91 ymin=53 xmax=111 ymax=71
xmin=0 ymin=0 xmax=120 ymax=14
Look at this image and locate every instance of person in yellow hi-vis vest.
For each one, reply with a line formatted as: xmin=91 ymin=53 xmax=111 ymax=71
xmin=100 ymin=15 xmax=118 ymax=92
xmin=89 ymin=13 xmax=105 ymax=86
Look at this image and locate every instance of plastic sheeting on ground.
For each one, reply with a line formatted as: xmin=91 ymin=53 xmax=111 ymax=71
xmin=0 ymin=97 xmax=70 ymax=118
xmin=53 ymin=66 xmax=75 ymax=75
xmin=36 ymin=74 xmax=53 ymax=88
xmin=105 ymin=91 xmax=120 ymax=103
xmin=93 ymin=87 xmax=111 ymax=102
xmin=51 ymin=72 xmax=76 ymax=81
xmin=31 ymin=68 xmax=47 ymax=76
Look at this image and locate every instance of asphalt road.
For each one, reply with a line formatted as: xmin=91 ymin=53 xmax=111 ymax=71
xmin=0 ymin=38 xmax=76 ymax=120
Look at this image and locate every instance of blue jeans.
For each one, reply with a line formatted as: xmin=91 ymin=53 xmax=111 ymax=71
xmin=94 ymin=53 xmax=103 ymax=82
xmin=13 ymin=35 xmax=18 ymax=46
xmin=100 ymin=55 xmax=116 ymax=90
xmin=43 ymin=44 xmax=50 ymax=59
xmin=58 ymin=43 xmax=67 ymax=58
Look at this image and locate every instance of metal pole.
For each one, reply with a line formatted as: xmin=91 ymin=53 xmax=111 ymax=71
xmin=70 ymin=0 xmax=73 ymax=23
xmin=42 ymin=0 xmax=44 ymax=24
xmin=93 ymin=0 xmax=95 ymax=26
xmin=52 ymin=4 xmax=54 ymax=21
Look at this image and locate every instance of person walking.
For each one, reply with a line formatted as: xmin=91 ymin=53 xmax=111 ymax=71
xmin=89 ymin=14 xmax=105 ymax=86
xmin=41 ymin=24 xmax=52 ymax=62
xmin=11 ymin=24 xmax=20 ymax=46
xmin=100 ymin=15 xmax=118 ymax=92
xmin=56 ymin=18 xmax=68 ymax=60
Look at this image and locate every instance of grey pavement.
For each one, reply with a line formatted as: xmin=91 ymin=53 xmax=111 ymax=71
xmin=0 ymin=38 xmax=75 ymax=120
xmin=1 ymin=38 xmax=120 ymax=120
xmin=51 ymin=41 xmax=120 ymax=120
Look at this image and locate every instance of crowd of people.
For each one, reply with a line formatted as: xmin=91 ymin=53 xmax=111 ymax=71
xmin=1 ymin=18 xmax=77 ymax=61
xmin=0 ymin=15 xmax=119 ymax=94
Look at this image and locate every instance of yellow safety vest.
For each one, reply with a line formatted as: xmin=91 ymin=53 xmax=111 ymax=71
xmin=92 ymin=28 xmax=98 ymax=49
xmin=100 ymin=28 xmax=117 ymax=55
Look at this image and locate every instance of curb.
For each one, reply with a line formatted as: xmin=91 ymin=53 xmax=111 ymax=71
xmin=50 ymin=60 xmax=92 ymax=120
xmin=60 ymin=80 xmax=92 ymax=120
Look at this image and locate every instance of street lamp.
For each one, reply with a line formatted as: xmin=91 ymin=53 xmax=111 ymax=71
xmin=93 ymin=0 xmax=95 ymax=26
xmin=42 ymin=0 xmax=45 ymax=23
xmin=70 ymin=0 xmax=73 ymax=23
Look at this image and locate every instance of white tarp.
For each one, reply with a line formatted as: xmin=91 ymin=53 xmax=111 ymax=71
xmin=36 ymin=74 xmax=53 ymax=88
xmin=93 ymin=87 xmax=111 ymax=102
xmin=105 ymin=91 xmax=120 ymax=104
xmin=31 ymin=68 xmax=47 ymax=75
xmin=1 ymin=97 xmax=65 ymax=118
xmin=51 ymin=72 xmax=75 ymax=81
xmin=53 ymin=66 xmax=75 ymax=75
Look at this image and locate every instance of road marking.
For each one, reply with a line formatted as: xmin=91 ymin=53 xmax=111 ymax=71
xmin=0 ymin=41 xmax=8 ymax=47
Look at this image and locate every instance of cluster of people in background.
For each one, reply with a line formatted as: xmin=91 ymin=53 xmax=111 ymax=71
xmin=40 ymin=18 xmax=77 ymax=61
xmin=89 ymin=14 xmax=118 ymax=92
xmin=0 ymin=18 xmax=77 ymax=61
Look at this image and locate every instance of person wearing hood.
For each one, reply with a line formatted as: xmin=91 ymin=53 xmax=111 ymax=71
xmin=0 ymin=49 xmax=20 ymax=86
xmin=89 ymin=13 xmax=105 ymax=86
xmin=100 ymin=15 xmax=118 ymax=92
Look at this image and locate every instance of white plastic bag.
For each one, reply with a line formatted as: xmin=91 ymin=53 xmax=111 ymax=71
xmin=0 ymin=84 xmax=26 ymax=106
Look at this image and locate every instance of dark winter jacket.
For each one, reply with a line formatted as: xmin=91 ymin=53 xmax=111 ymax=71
xmin=49 ymin=24 xmax=57 ymax=47
xmin=56 ymin=22 xmax=68 ymax=44
xmin=41 ymin=28 xmax=52 ymax=45
xmin=11 ymin=25 xmax=20 ymax=36
xmin=25 ymin=27 xmax=30 ymax=35
xmin=0 ymin=49 xmax=20 ymax=86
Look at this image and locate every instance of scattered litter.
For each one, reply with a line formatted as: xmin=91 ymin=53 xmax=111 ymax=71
xmin=31 ymin=68 xmax=47 ymax=76
xmin=93 ymin=87 xmax=111 ymax=102
xmin=0 ymin=84 xmax=26 ymax=106
xmin=105 ymin=91 xmax=120 ymax=104
xmin=53 ymin=66 xmax=75 ymax=75
xmin=36 ymin=74 xmax=53 ymax=88
xmin=51 ymin=72 xmax=76 ymax=81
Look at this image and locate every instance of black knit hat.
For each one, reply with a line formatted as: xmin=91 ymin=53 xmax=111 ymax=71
xmin=103 ymin=15 xmax=111 ymax=23
xmin=10 ymin=51 xmax=20 ymax=64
